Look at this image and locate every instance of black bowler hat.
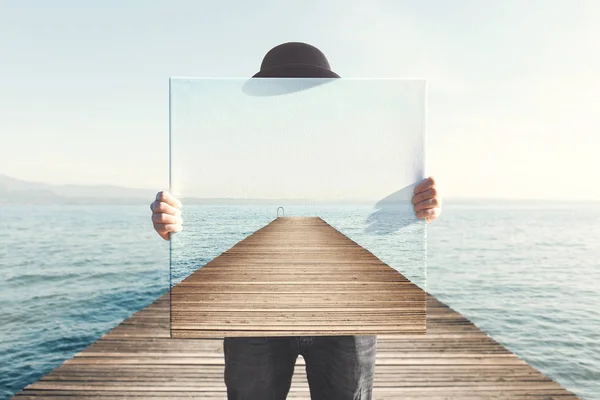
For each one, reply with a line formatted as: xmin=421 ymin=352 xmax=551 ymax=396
xmin=252 ymin=42 xmax=340 ymax=78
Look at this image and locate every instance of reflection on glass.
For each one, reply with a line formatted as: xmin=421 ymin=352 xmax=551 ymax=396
xmin=169 ymin=78 xmax=426 ymax=337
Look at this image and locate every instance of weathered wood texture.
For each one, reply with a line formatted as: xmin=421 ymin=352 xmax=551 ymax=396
xmin=13 ymin=294 xmax=579 ymax=399
xmin=12 ymin=216 xmax=579 ymax=399
xmin=171 ymin=217 xmax=426 ymax=337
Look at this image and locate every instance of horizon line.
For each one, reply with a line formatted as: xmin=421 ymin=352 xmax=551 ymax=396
xmin=2 ymin=174 xmax=599 ymax=203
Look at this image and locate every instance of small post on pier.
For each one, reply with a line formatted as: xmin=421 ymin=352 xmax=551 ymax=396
xmin=277 ymin=206 xmax=285 ymax=218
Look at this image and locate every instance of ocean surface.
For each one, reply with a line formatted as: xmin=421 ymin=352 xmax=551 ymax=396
xmin=1 ymin=201 xmax=599 ymax=399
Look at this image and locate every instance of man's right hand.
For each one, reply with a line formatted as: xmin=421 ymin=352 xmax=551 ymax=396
xmin=150 ymin=191 xmax=183 ymax=240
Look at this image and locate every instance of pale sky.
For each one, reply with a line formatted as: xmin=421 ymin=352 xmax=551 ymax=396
xmin=170 ymin=78 xmax=424 ymax=201
xmin=1 ymin=0 xmax=599 ymax=200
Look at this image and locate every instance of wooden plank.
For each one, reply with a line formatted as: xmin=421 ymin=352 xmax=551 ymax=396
xmin=171 ymin=217 xmax=426 ymax=337
xmin=11 ymin=293 xmax=580 ymax=399
xmin=9 ymin=218 xmax=580 ymax=399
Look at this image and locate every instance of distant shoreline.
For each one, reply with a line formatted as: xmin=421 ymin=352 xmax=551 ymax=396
xmin=2 ymin=175 xmax=599 ymax=205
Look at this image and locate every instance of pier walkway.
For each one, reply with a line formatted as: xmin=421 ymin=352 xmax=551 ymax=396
xmin=172 ymin=217 xmax=425 ymax=338
xmin=12 ymin=217 xmax=579 ymax=399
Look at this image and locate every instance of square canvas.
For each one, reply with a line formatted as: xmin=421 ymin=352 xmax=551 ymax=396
xmin=169 ymin=78 xmax=427 ymax=338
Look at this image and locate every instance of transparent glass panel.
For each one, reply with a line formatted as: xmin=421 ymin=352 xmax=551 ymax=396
xmin=169 ymin=78 xmax=427 ymax=338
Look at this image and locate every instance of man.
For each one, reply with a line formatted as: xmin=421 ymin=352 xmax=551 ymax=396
xmin=151 ymin=42 xmax=442 ymax=400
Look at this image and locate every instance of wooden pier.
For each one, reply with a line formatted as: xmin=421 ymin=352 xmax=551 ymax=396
xmin=171 ymin=217 xmax=426 ymax=338
xmin=12 ymin=216 xmax=580 ymax=399
xmin=12 ymin=294 xmax=579 ymax=399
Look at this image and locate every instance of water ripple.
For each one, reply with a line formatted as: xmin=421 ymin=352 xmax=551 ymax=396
xmin=1 ymin=203 xmax=599 ymax=399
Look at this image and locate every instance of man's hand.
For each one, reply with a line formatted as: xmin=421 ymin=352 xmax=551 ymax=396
xmin=150 ymin=191 xmax=183 ymax=240
xmin=412 ymin=177 xmax=441 ymax=223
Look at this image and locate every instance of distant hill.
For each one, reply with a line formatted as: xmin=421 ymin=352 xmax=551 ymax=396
xmin=3 ymin=174 xmax=587 ymax=206
xmin=0 ymin=175 xmax=156 ymax=205
xmin=0 ymin=175 xmax=360 ymax=206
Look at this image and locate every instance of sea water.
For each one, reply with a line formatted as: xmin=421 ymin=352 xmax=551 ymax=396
xmin=0 ymin=201 xmax=599 ymax=399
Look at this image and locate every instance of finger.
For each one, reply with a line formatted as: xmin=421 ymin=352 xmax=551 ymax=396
xmin=152 ymin=212 xmax=183 ymax=225
xmin=416 ymin=207 xmax=440 ymax=222
xmin=414 ymin=197 xmax=441 ymax=213
xmin=426 ymin=210 xmax=441 ymax=223
xmin=150 ymin=200 xmax=182 ymax=217
xmin=155 ymin=191 xmax=182 ymax=209
xmin=414 ymin=176 xmax=436 ymax=195
xmin=412 ymin=187 xmax=438 ymax=205
xmin=154 ymin=223 xmax=183 ymax=239
xmin=154 ymin=223 xmax=182 ymax=233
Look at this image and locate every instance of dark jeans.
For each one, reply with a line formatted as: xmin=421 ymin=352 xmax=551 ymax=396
xmin=223 ymin=335 xmax=377 ymax=400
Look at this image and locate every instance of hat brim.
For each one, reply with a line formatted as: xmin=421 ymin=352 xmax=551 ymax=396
xmin=252 ymin=64 xmax=340 ymax=78
xmin=242 ymin=76 xmax=336 ymax=97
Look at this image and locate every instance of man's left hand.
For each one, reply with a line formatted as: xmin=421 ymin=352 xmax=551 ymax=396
xmin=412 ymin=176 xmax=442 ymax=223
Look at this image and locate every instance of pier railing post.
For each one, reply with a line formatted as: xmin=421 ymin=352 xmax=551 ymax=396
xmin=277 ymin=207 xmax=284 ymax=218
